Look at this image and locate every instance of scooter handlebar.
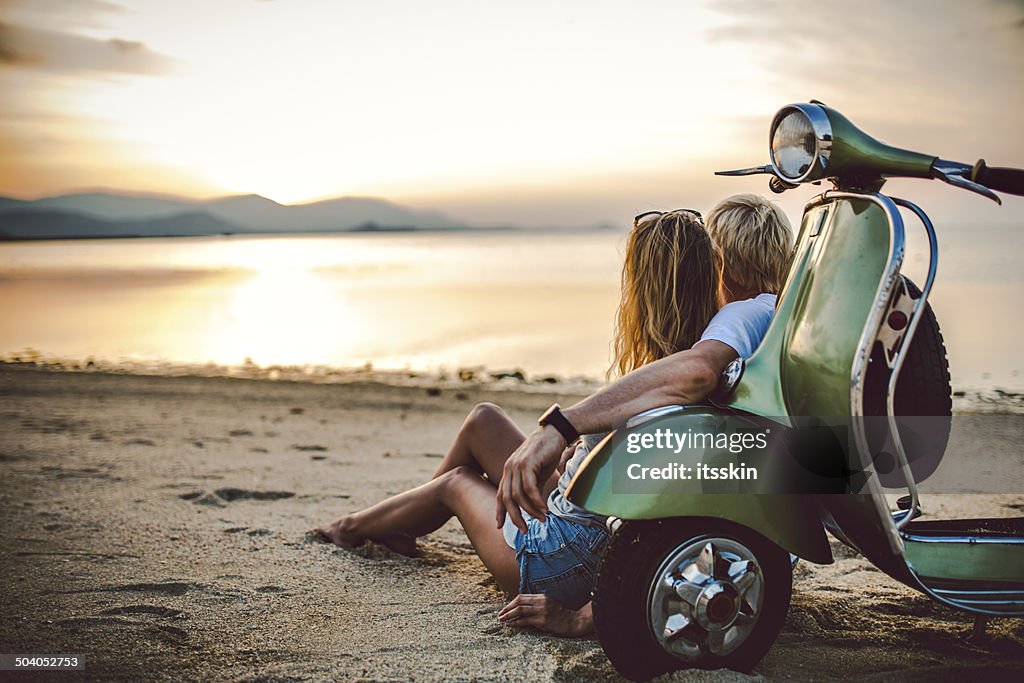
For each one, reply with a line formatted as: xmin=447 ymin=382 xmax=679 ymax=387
xmin=972 ymin=160 xmax=1024 ymax=197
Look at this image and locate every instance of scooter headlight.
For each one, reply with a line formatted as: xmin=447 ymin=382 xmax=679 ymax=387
xmin=769 ymin=104 xmax=832 ymax=183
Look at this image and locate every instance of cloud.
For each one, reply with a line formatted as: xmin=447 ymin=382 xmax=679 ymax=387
xmin=702 ymin=0 xmax=1023 ymax=127
xmin=0 ymin=21 xmax=170 ymax=75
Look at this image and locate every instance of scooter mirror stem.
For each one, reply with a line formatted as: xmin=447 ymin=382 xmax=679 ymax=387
xmin=715 ymin=165 xmax=774 ymax=177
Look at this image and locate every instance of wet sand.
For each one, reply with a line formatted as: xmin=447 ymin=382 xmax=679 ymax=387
xmin=1 ymin=365 xmax=1022 ymax=681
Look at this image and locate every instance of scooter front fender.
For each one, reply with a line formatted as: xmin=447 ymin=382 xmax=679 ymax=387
xmin=565 ymin=408 xmax=834 ymax=564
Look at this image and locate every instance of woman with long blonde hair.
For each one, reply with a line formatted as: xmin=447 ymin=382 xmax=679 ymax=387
xmin=314 ymin=209 xmax=720 ymax=636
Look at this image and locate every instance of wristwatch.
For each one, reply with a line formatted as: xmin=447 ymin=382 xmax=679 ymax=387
xmin=538 ymin=403 xmax=580 ymax=445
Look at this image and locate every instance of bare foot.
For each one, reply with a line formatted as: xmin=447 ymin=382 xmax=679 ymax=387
xmin=312 ymin=516 xmax=363 ymax=548
xmin=311 ymin=517 xmax=418 ymax=557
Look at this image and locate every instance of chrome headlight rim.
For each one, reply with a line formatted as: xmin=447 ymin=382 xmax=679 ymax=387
xmin=768 ymin=103 xmax=833 ymax=184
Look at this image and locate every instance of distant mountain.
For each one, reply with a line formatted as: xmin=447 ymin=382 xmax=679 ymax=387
xmin=0 ymin=191 xmax=464 ymax=239
xmin=0 ymin=210 xmax=240 ymax=240
xmin=204 ymin=194 xmax=290 ymax=229
xmin=277 ymin=196 xmax=458 ymax=231
xmin=0 ymin=192 xmax=199 ymax=220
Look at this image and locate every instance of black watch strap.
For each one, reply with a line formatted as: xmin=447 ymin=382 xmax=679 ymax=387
xmin=538 ymin=403 xmax=579 ymax=445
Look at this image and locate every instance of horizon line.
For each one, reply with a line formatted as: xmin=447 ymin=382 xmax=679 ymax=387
xmin=0 ymin=186 xmax=426 ymax=208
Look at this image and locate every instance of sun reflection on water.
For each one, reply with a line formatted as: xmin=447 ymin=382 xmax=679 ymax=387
xmin=0 ymin=229 xmax=1021 ymax=390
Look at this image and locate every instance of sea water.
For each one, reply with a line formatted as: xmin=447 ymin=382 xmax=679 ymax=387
xmin=0 ymin=226 xmax=1021 ymax=392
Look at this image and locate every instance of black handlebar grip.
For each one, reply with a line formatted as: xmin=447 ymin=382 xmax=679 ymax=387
xmin=972 ymin=159 xmax=1024 ymax=197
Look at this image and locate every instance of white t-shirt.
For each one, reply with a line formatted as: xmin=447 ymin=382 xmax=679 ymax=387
xmin=696 ymin=293 xmax=777 ymax=359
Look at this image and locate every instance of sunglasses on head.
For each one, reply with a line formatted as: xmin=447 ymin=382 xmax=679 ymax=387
xmin=633 ymin=209 xmax=703 ymax=226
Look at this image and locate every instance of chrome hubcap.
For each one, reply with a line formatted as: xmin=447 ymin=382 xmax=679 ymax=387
xmin=648 ymin=537 xmax=764 ymax=660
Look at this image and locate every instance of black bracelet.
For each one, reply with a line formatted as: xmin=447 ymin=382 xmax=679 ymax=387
xmin=538 ymin=403 xmax=580 ymax=445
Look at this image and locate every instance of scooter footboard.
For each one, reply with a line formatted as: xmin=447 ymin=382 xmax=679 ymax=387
xmin=900 ymin=518 xmax=1024 ymax=615
xmin=565 ymin=408 xmax=834 ymax=564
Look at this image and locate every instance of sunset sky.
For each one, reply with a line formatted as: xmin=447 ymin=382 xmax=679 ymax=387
xmin=1 ymin=0 xmax=1022 ymax=227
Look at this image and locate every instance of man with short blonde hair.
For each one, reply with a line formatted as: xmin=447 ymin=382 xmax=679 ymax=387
xmin=688 ymin=194 xmax=794 ymax=361
xmin=706 ymin=193 xmax=794 ymax=299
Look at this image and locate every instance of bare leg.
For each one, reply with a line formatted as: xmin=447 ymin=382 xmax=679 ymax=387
xmin=314 ymin=402 xmax=557 ymax=557
xmin=432 ymin=402 xmax=526 ymax=483
xmin=314 ymin=466 xmax=520 ymax=594
xmin=314 ymin=477 xmax=450 ymax=556
xmin=440 ymin=468 xmax=520 ymax=595
xmin=432 ymin=402 xmax=559 ymax=496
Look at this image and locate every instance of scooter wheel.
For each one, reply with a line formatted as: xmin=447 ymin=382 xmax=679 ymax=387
xmin=592 ymin=517 xmax=792 ymax=681
xmin=865 ymin=276 xmax=952 ymax=487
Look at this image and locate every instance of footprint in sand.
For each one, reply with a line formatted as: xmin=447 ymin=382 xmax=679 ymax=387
xmin=99 ymin=605 xmax=184 ymax=618
xmin=24 ymin=416 xmax=88 ymax=434
xmin=55 ymin=616 xmax=188 ymax=643
xmin=60 ymin=581 xmax=204 ymax=597
xmin=215 ymin=488 xmax=294 ymax=502
xmin=123 ymin=438 xmax=156 ymax=446
xmin=41 ymin=466 xmax=122 ymax=482
xmin=182 ymin=488 xmax=295 ymax=507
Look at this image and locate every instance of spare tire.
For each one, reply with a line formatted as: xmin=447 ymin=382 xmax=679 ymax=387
xmin=863 ymin=277 xmax=952 ymax=487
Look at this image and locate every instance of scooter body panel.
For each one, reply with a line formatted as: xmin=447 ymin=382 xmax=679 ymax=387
xmin=726 ymin=196 xmax=892 ymax=421
xmin=729 ymin=193 xmax=917 ymax=575
xmin=565 ymin=409 xmax=834 ymax=564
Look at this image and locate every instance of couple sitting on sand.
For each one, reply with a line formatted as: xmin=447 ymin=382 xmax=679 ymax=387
xmin=315 ymin=194 xmax=793 ymax=637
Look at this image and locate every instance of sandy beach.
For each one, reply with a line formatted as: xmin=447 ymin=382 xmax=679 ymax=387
xmin=1 ymin=363 xmax=1022 ymax=682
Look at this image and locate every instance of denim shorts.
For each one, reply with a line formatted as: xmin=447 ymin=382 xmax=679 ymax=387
xmin=513 ymin=514 xmax=610 ymax=610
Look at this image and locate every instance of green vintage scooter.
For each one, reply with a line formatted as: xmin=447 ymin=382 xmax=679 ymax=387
xmin=564 ymin=102 xmax=1024 ymax=681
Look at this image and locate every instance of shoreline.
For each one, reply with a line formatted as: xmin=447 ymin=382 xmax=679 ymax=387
xmin=0 ymin=356 xmax=605 ymax=396
xmin=2 ymin=356 xmax=1021 ymax=415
